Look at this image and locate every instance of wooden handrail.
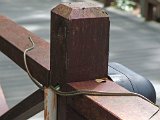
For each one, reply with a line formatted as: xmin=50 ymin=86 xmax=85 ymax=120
xmin=0 ymin=16 xmax=50 ymax=86
xmin=0 ymin=89 xmax=43 ymax=120
xmin=0 ymin=2 xmax=160 ymax=120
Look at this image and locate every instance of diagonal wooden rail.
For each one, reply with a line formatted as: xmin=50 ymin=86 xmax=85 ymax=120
xmin=0 ymin=89 xmax=43 ymax=120
xmin=0 ymin=15 xmax=50 ymax=86
xmin=0 ymin=2 xmax=160 ymax=120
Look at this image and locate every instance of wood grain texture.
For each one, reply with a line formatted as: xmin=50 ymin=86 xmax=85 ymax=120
xmin=50 ymin=2 xmax=109 ymax=85
xmin=68 ymin=80 xmax=159 ymax=120
xmin=0 ymin=16 xmax=50 ymax=85
xmin=50 ymin=2 xmax=109 ymax=120
xmin=0 ymin=89 xmax=43 ymax=120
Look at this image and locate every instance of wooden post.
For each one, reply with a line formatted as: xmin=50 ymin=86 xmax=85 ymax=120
xmin=50 ymin=2 xmax=109 ymax=120
xmin=1 ymin=6 xmax=160 ymax=120
xmin=44 ymin=87 xmax=57 ymax=120
xmin=50 ymin=2 xmax=109 ymax=85
xmin=146 ymin=3 xmax=154 ymax=21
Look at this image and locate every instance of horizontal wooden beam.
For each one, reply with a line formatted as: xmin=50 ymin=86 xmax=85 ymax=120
xmin=0 ymin=13 xmax=159 ymax=120
xmin=0 ymin=89 xmax=43 ymax=120
xmin=0 ymin=16 xmax=50 ymax=85
xmin=68 ymin=80 xmax=160 ymax=120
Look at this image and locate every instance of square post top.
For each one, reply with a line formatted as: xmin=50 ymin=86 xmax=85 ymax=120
xmin=50 ymin=2 xmax=110 ymax=85
xmin=52 ymin=2 xmax=109 ymax=20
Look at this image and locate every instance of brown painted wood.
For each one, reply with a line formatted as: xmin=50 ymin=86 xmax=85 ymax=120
xmin=66 ymin=107 xmax=87 ymax=120
xmin=68 ymin=80 xmax=160 ymax=120
xmin=0 ymin=89 xmax=43 ymax=120
xmin=0 ymin=16 xmax=50 ymax=85
xmin=1 ymin=2 xmax=160 ymax=120
xmin=50 ymin=2 xmax=110 ymax=85
xmin=50 ymin=2 xmax=109 ymax=120
xmin=0 ymin=84 xmax=8 ymax=117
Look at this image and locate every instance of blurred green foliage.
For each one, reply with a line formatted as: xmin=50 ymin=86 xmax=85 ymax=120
xmin=116 ymin=0 xmax=136 ymax=11
xmin=96 ymin=0 xmax=137 ymax=11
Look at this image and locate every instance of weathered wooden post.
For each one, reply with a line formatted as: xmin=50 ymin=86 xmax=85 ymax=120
xmin=44 ymin=87 xmax=57 ymax=120
xmin=0 ymin=2 xmax=160 ymax=120
xmin=50 ymin=2 xmax=109 ymax=120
